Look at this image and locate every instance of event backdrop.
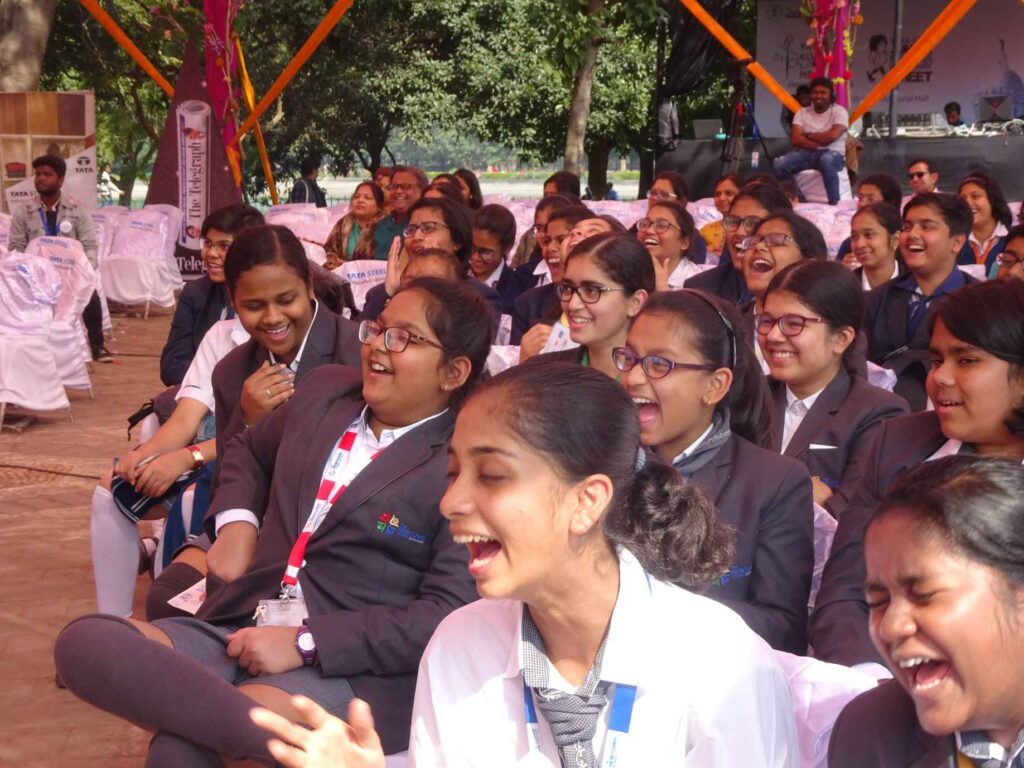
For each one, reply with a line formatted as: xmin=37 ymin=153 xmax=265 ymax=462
xmin=0 ymin=92 xmax=97 ymax=215
xmin=753 ymin=0 xmax=1024 ymax=137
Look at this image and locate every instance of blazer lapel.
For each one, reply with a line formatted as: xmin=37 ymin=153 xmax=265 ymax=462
xmin=312 ymin=410 xmax=455 ymax=540
xmin=884 ymin=284 xmax=911 ymax=349
xmin=293 ymin=396 xmax=366 ymax=535
xmin=770 ymin=384 xmax=786 ymax=452
xmin=783 ymin=369 xmax=851 ymax=459
xmin=689 ymin=436 xmax=734 ymax=506
xmin=296 ymin=303 xmax=336 ymax=381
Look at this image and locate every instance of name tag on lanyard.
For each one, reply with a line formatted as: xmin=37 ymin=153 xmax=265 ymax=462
xmin=39 ymin=208 xmax=59 ymax=237
xmin=522 ymin=681 xmax=637 ymax=768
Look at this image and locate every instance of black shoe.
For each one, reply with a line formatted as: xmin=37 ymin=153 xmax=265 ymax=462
xmin=93 ymin=346 xmax=115 ymax=363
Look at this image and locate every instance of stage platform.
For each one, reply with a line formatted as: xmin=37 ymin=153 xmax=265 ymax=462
xmin=656 ymin=134 xmax=1024 ymax=200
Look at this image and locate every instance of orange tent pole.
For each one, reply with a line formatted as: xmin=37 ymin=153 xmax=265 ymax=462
xmin=78 ymin=0 xmax=174 ymax=97
xmin=850 ymin=0 xmax=978 ymax=122
xmin=678 ymin=0 xmax=801 ymax=115
xmin=231 ymin=0 xmax=355 ymax=146
xmin=234 ymin=34 xmax=279 ymax=204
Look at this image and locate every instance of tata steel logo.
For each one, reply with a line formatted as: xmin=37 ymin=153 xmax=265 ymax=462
xmin=73 ymin=156 xmax=94 ymax=175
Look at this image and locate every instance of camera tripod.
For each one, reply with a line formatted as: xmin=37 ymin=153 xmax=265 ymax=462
xmin=719 ymin=62 xmax=774 ymax=177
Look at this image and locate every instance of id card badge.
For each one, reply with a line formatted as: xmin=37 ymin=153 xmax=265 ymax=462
xmin=253 ymin=597 xmax=309 ymax=627
xmin=167 ymin=577 xmax=207 ymax=615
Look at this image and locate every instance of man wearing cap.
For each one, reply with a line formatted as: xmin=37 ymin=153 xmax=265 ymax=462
xmin=9 ymin=154 xmax=112 ymax=362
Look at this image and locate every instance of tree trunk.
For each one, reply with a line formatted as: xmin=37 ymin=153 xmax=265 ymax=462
xmin=637 ymin=144 xmax=654 ymax=199
xmin=562 ymin=0 xmax=605 ymax=177
xmin=0 ymin=0 xmax=57 ymax=91
xmin=586 ymin=138 xmax=612 ymax=200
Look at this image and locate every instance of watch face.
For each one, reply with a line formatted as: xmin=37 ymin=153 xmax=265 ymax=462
xmin=298 ymin=632 xmax=316 ymax=652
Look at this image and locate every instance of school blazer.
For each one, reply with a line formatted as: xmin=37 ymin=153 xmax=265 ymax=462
xmin=359 ymin=278 xmax=503 ymax=323
xmin=201 ymin=365 xmax=477 ymax=754
xmin=491 ymin=264 xmax=531 ymax=316
xmin=688 ymin=433 xmax=815 ymax=654
xmin=159 ymin=276 xmax=231 ymax=386
xmin=770 ymin=369 xmax=910 ymax=520
xmin=828 ymin=680 xmax=957 ymax=767
xmin=211 ymin=306 xmax=362 ymax=465
xmin=811 ymin=411 xmax=946 ymax=667
xmin=511 ymin=283 xmax=560 ymax=344
xmin=864 ymin=270 xmax=978 ymax=411
xmin=683 ymin=258 xmax=752 ymax=305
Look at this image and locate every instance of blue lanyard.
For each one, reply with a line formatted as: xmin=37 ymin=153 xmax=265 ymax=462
xmin=523 ymin=681 xmax=637 ymax=767
xmin=38 ymin=207 xmax=59 ymax=237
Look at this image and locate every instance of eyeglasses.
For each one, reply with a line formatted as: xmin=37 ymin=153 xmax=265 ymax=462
xmin=391 ymin=183 xmax=416 ymax=193
xmin=403 ymin=222 xmax=449 ymax=238
xmin=201 ymin=238 xmax=232 ymax=253
xmin=611 ymin=346 xmax=715 ymax=379
xmin=637 ymin=218 xmax=680 ymax=235
xmin=471 ymin=246 xmax=499 ymax=261
xmin=907 ymin=171 xmax=929 ymax=180
xmin=554 ymin=282 xmax=626 ymax=304
xmin=358 ymin=320 xmax=445 ymax=352
xmin=753 ymin=313 xmax=830 ymax=337
xmin=646 ymin=190 xmax=679 ymax=201
xmin=997 ymin=252 xmax=1023 ymax=268
xmin=723 ymin=215 xmax=764 ymax=233
xmin=738 ymin=233 xmax=793 ymax=250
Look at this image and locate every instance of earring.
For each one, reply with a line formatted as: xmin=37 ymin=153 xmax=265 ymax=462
xmin=701 ymin=397 xmax=712 ymax=407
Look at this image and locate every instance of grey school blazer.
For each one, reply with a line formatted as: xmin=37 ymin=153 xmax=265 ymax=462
xmin=201 ymin=365 xmax=477 ymax=754
xmin=211 ymin=305 xmax=362 ymax=462
xmin=828 ymin=680 xmax=957 ymax=767
xmin=811 ymin=411 xmax=947 ymax=667
xmin=770 ymin=368 xmax=910 ymax=520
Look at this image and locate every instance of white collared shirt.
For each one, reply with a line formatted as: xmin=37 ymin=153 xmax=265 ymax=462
xmin=781 ymin=386 xmax=826 ymax=453
xmin=176 ymin=318 xmax=251 ymax=412
xmin=482 ymin=261 xmax=505 ymax=289
xmin=214 ymin=406 xmax=447 ymax=533
xmin=667 ymin=258 xmax=713 ymax=290
xmin=860 ymin=261 xmax=899 ymax=291
xmin=409 ymin=549 xmax=798 ymax=766
xmin=968 ymin=222 xmax=1008 ymax=265
xmin=670 ymin=422 xmax=715 ymax=465
xmin=268 ymin=300 xmax=320 ymax=373
xmin=533 ymin=259 xmax=551 ymax=287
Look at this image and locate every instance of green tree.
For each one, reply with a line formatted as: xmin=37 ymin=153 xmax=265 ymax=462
xmin=39 ymin=0 xmax=203 ymax=204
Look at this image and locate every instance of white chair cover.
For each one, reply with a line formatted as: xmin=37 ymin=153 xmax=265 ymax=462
xmin=102 ymin=208 xmax=178 ymax=311
xmin=0 ymin=251 xmax=70 ymax=414
xmin=333 ymin=259 xmax=386 ymax=311
xmin=794 ymin=169 xmax=853 ymax=205
xmin=25 ymin=237 xmax=96 ymax=391
xmin=91 ymin=206 xmax=128 ymax=332
xmin=773 ymin=651 xmax=876 ymax=768
xmin=144 ymin=203 xmax=185 ymax=291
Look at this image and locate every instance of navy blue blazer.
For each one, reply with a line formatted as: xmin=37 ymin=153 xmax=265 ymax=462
xmin=828 ymin=680 xmax=957 ymax=767
xmin=863 ymin=269 xmax=978 ymax=411
xmin=211 ymin=305 xmax=362 ymax=473
xmin=203 ymin=365 xmax=477 ymax=754
xmin=160 ymin=276 xmax=231 ymax=386
xmin=687 ymin=433 xmax=815 ymax=654
xmin=770 ymin=369 xmax=910 ymax=520
xmin=957 ymin=234 xmax=1006 ymax=274
xmin=683 ymin=258 xmax=753 ymax=304
xmin=511 ymin=283 xmax=560 ymax=344
xmin=811 ymin=411 xmax=946 ymax=666
xmin=490 ymin=264 xmax=532 ymax=316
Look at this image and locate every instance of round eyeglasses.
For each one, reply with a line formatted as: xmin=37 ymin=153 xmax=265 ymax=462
xmin=722 ymin=215 xmax=764 ymax=234
xmin=637 ymin=218 xmax=680 ymax=235
xmin=555 ymin=283 xmax=627 ymax=304
xmin=358 ymin=320 xmax=445 ymax=352
xmin=738 ymin=233 xmax=793 ymax=251
xmin=753 ymin=313 xmax=829 ymax=337
xmin=402 ymin=221 xmax=449 ymax=238
xmin=646 ymin=189 xmax=679 ymax=201
xmin=611 ymin=346 xmax=715 ymax=379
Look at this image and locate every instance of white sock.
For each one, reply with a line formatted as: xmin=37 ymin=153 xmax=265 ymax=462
xmin=90 ymin=486 xmax=139 ymax=618
xmin=149 ymin=517 xmax=165 ymax=541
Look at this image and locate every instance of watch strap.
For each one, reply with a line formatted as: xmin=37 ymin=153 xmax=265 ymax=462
xmin=186 ymin=444 xmax=204 ymax=470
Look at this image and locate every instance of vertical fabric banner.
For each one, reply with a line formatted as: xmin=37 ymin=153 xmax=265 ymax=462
xmin=203 ymin=0 xmax=241 ymax=180
xmin=176 ymin=100 xmax=211 ymax=249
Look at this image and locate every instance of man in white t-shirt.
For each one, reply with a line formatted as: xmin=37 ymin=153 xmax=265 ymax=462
xmin=772 ymin=77 xmax=849 ymax=205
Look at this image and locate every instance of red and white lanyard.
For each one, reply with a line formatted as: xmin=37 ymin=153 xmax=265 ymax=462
xmin=279 ymin=425 xmax=382 ymax=597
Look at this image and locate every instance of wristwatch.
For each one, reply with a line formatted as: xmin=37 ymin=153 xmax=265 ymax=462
xmin=186 ymin=444 xmax=204 ymax=470
xmin=295 ymin=625 xmax=318 ymax=666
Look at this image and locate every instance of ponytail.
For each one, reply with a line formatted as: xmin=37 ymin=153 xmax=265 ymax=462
xmin=476 ymin=362 xmax=733 ymax=586
xmin=605 ymin=454 xmax=734 ymax=590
